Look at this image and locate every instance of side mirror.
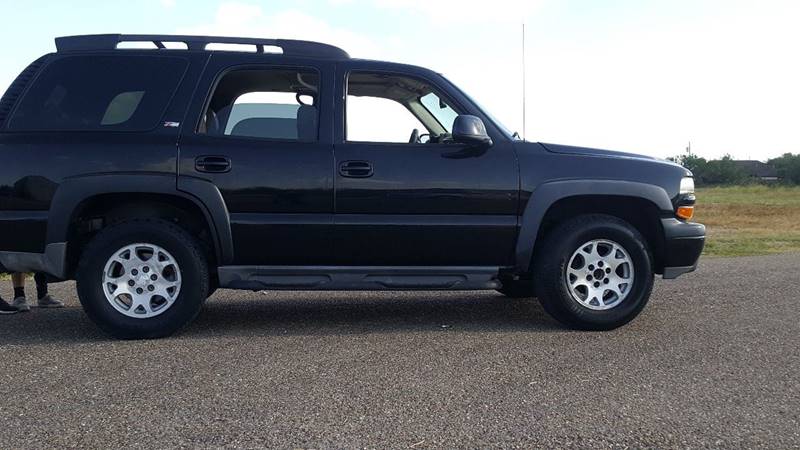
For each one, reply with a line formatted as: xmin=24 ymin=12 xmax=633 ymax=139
xmin=452 ymin=115 xmax=493 ymax=147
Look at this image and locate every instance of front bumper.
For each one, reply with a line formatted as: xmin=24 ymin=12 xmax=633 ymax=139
xmin=660 ymin=218 xmax=705 ymax=279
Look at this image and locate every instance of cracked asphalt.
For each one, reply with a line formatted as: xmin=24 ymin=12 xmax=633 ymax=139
xmin=1 ymin=253 xmax=799 ymax=448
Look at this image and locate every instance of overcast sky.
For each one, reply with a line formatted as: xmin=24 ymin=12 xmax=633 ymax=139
xmin=1 ymin=0 xmax=798 ymax=160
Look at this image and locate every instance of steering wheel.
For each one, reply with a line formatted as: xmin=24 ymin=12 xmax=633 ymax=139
xmin=409 ymin=128 xmax=420 ymax=144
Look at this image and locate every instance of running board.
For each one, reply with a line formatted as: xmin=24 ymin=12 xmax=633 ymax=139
xmin=217 ymin=266 xmax=502 ymax=291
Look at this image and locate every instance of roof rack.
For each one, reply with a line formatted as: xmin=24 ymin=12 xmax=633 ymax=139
xmin=54 ymin=34 xmax=350 ymax=59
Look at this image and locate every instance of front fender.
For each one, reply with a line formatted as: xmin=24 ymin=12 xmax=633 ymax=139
xmin=515 ymin=179 xmax=674 ymax=272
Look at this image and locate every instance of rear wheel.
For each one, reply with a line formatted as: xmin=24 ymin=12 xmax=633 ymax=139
xmin=534 ymin=214 xmax=654 ymax=330
xmin=76 ymin=219 xmax=209 ymax=339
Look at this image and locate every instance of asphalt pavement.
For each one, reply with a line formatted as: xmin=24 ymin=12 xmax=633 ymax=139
xmin=1 ymin=253 xmax=799 ymax=448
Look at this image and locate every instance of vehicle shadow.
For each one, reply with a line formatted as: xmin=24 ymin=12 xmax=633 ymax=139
xmin=0 ymin=291 xmax=563 ymax=345
xmin=183 ymin=290 xmax=563 ymax=338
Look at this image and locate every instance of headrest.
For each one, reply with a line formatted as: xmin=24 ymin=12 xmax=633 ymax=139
xmin=296 ymin=105 xmax=318 ymax=141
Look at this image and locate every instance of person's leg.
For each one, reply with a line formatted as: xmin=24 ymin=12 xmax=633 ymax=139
xmin=11 ymin=273 xmax=30 ymax=312
xmin=35 ymin=273 xmax=63 ymax=308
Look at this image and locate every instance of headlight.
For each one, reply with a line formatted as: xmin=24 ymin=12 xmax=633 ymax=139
xmin=676 ymin=177 xmax=696 ymax=220
xmin=679 ymin=177 xmax=695 ymax=195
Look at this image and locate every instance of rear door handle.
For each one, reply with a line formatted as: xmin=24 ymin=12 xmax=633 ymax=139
xmin=339 ymin=160 xmax=373 ymax=178
xmin=195 ymin=156 xmax=231 ymax=173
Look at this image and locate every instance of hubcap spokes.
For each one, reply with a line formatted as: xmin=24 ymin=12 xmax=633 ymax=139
xmin=566 ymin=239 xmax=634 ymax=311
xmin=102 ymin=243 xmax=182 ymax=319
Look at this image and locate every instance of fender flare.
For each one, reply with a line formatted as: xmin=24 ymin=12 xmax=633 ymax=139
xmin=47 ymin=173 xmax=234 ymax=269
xmin=515 ymin=179 xmax=674 ymax=272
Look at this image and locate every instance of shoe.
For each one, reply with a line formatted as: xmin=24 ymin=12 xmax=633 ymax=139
xmin=12 ymin=296 xmax=30 ymax=312
xmin=37 ymin=294 xmax=64 ymax=308
xmin=0 ymin=298 xmax=18 ymax=315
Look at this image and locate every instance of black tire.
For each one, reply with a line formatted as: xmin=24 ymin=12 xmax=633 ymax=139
xmin=497 ymin=279 xmax=535 ymax=298
xmin=76 ymin=219 xmax=210 ymax=339
xmin=534 ymin=214 xmax=654 ymax=331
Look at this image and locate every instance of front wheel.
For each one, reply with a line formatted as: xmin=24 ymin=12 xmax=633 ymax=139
xmin=534 ymin=214 xmax=654 ymax=330
xmin=76 ymin=219 xmax=210 ymax=339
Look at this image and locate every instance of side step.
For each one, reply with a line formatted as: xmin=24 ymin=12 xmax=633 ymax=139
xmin=217 ymin=266 xmax=503 ymax=291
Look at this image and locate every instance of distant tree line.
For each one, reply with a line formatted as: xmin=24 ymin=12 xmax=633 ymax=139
xmin=668 ymin=151 xmax=800 ymax=186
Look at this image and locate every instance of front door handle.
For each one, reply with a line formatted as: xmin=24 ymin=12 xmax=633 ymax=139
xmin=195 ymin=156 xmax=231 ymax=173
xmin=339 ymin=160 xmax=373 ymax=178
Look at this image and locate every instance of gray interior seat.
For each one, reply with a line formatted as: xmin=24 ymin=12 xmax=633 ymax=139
xmin=230 ymin=118 xmax=297 ymax=139
xmin=296 ymin=105 xmax=317 ymax=141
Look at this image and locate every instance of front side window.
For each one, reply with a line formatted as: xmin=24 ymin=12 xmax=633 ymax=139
xmin=346 ymin=72 xmax=463 ymax=144
xmin=199 ymin=68 xmax=319 ymax=141
xmin=9 ymin=55 xmax=187 ymax=131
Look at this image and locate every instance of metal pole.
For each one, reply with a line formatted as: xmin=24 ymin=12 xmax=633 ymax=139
xmin=522 ymin=23 xmax=526 ymax=140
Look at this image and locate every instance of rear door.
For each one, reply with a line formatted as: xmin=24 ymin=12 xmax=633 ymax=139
xmin=179 ymin=52 xmax=335 ymax=265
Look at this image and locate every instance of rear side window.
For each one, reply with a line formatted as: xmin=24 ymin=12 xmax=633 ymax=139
xmin=8 ymin=55 xmax=187 ymax=131
xmin=198 ymin=68 xmax=320 ymax=141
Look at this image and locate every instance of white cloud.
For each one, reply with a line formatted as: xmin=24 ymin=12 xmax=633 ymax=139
xmin=160 ymin=0 xmax=176 ymax=9
xmin=373 ymin=0 xmax=545 ymax=23
xmin=176 ymin=2 xmax=385 ymax=58
xmin=169 ymin=0 xmax=800 ymax=160
xmin=515 ymin=2 xmax=800 ymax=159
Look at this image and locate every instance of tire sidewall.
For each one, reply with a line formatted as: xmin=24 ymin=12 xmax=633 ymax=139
xmin=77 ymin=222 xmax=208 ymax=339
xmin=538 ymin=217 xmax=654 ymax=329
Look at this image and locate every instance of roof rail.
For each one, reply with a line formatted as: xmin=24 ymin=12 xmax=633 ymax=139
xmin=54 ymin=34 xmax=350 ymax=59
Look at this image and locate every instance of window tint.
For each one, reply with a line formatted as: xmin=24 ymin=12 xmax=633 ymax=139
xmin=200 ymin=68 xmax=319 ymax=141
xmin=346 ymin=72 xmax=463 ymax=144
xmin=9 ymin=56 xmax=187 ymax=131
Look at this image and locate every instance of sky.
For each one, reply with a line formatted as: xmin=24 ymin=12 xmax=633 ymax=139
xmin=0 ymin=0 xmax=798 ymax=160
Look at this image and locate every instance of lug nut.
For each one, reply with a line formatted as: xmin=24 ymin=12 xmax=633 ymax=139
xmin=594 ymin=282 xmax=600 ymax=288
xmin=598 ymin=261 xmax=604 ymax=267
xmin=604 ymin=279 xmax=609 ymax=284
xmin=606 ymin=268 xmax=612 ymax=274
xmin=128 ymin=280 xmax=135 ymax=287
xmin=151 ymin=274 xmax=158 ymax=281
xmin=136 ymin=288 xmax=144 ymax=294
xmin=588 ymin=265 xmax=595 ymax=271
xmin=143 ymin=266 xmax=150 ymax=273
xmin=131 ymin=269 xmax=138 ymax=276
xmin=148 ymin=285 xmax=155 ymax=292
xmin=587 ymin=275 xmax=593 ymax=281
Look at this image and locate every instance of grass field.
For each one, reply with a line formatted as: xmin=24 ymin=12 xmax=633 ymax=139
xmin=695 ymin=185 xmax=800 ymax=257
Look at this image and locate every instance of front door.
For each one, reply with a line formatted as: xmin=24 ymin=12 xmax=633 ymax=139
xmin=332 ymin=66 xmax=519 ymax=266
xmin=179 ymin=53 xmax=335 ymax=265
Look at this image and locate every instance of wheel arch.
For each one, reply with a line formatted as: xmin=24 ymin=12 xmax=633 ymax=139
xmin=47 ymin=173 xmax=233 ymax=278
xmin=516 ymin=180 xmax=674 ymax=273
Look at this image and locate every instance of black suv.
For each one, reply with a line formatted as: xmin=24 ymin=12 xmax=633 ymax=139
xmin=0 ymin=34 xmax=704 ymax=339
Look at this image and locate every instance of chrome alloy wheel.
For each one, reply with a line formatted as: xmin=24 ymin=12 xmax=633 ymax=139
xmin=565 ymin=239 xmax=634 ymax=311
xmin=102 ymin=243 xmax=182 ymax=319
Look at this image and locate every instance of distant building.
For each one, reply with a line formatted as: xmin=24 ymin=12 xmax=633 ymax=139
xmin=732 ymin=160 xmax=780 ymax=182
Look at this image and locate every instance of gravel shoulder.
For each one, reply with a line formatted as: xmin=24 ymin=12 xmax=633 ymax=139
xmin=1 ymin=254 xmax=799 ymax=448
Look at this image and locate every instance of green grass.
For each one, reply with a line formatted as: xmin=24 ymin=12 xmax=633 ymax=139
xmin=695 ymin=185 xmax=800 ymax=257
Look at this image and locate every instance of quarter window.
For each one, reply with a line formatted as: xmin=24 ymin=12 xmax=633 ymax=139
xmin=9 ymin=55 xmax=187 ymax=131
